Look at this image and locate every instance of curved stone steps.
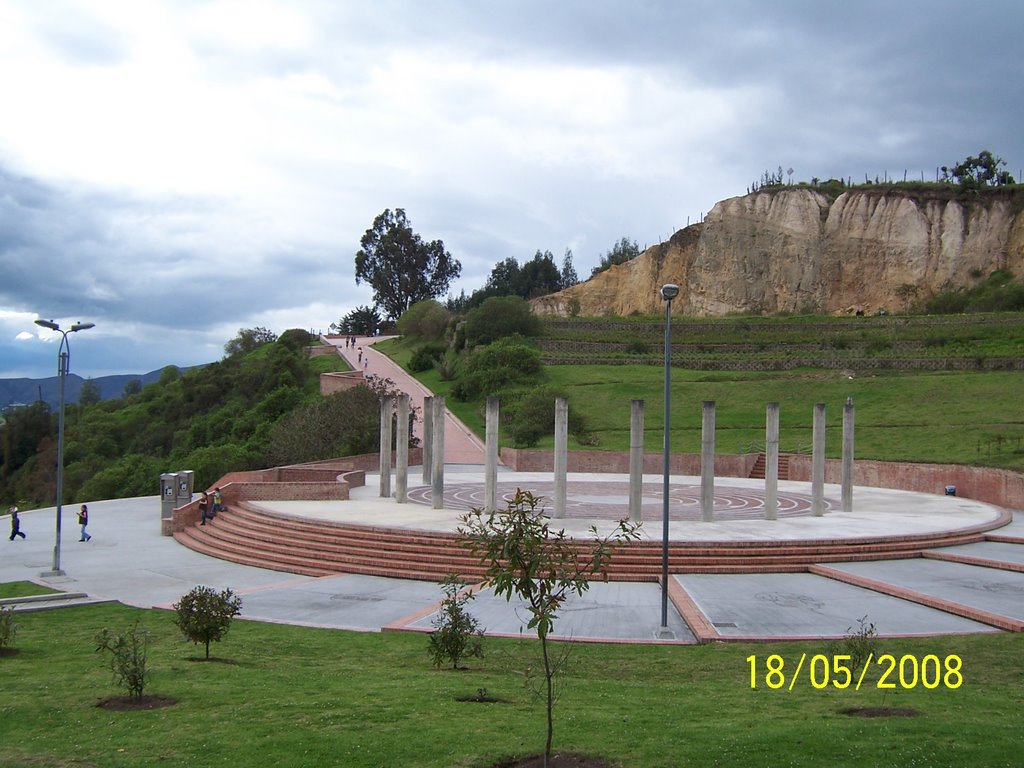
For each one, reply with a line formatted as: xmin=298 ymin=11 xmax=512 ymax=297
xmin=174 ymin=500 xmax=1002 ymax=582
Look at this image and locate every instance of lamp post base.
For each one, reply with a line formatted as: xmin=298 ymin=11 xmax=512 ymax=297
xmin=39 ymin=569 xmax=66 ymax=578
xmin=655 ymin=625 xmax=676 ymax=640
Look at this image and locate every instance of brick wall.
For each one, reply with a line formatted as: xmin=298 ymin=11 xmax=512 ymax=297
xmin=320 ymin=371 xmax=366 ymax=395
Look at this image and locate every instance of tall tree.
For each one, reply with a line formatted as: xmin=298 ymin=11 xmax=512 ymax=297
xmin=354 ymin=208 xmax=462 ymax=321
xmin=591 ymin=237 xmax=640 ymax=276
xmin=559 ymin=248 xmax=579 ymax=289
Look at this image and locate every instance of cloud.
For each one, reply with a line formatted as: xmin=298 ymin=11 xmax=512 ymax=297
xmin=0 ymin=0 xmax=1022 ymax=379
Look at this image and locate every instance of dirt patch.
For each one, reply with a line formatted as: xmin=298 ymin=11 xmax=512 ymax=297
xmin=0 ymin=647 xmax=20 ymax=658
xmin=185 ymin=656 xmax=238 ymax=664
xmin=491 ymin=754 xmax=619 ymax=768
xmin=841 ymin=706 xmax=920 ymax=718
xmin=96 ymin=694 xmax=178 ymax=711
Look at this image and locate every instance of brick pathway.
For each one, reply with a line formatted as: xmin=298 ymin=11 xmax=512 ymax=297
xmin=325 ymin=335 xmax=487 ymax=465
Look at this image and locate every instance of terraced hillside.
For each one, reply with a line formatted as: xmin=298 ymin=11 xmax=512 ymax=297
xmin=538 ymin=313 xmax=1024 ymax=372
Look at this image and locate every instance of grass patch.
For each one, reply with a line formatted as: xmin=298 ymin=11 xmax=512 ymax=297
xmin=0 ymin=603 xmax=1020 ymax=767
xmin=0 ymin=581 xmax=60 ymax=599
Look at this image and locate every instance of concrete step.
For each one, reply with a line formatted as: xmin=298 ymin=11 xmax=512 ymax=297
xmin=0 ymin=592 xmax=115 ymax=613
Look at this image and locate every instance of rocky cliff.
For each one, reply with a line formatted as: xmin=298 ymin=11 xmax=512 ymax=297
xmin=532 ymin=188 xmax=1024 ymax=316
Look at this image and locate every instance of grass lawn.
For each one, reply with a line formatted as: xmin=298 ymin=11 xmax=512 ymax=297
xmin=0 ymin=581 xmax=60 ymax=599
xmin=378 ymin=337 xmax=1024 ymax=470
xmin=1 ymin=602 xmax=1021 ymax=767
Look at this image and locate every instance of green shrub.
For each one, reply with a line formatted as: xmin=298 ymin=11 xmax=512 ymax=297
xmin=397 ymin=300 xmax=451 ymax=340
xmin=95 ymin=620 xmax=151 ymax=701
xmin=428 ymin=575 xmax=484 ymax=670
xmin=172 ymin=586 xmax=243 ymax=659
xmin=502 ymin=386 xmax=592 ymax=448
xmin=0 ymin=606 xmax=17 ymax=651
xmin=451 ymin=339 xmax=543 ymax=401
xmin=408 ymin=342 xmax=448 ymax=373
xmin=464 ymin=296 xmax=542 ymax=346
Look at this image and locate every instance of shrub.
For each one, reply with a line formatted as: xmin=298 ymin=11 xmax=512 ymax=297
xmin=277 ymin=328 xmax=314 ymax=350
xmin=173 ymin=585 xmax=243 ymax=659
xmin=408 ymin=342 xmax=448 ymax=373
xmin=428 ymin=575 xmax=485 ymax=670
xmin=502 ymin=386 xmax=593 ymax=448
xmin=95 ymin=620 xmax=151 ymax=700
xmin=464 ymin=296 xmax=542 ymax=346
xmin=451 ymin=339 xmax=543 ymax=401
xmin=0 ymin=605 xmax=18 ymax=651
xmin=397 ymin=300 xmax=451 ymax=341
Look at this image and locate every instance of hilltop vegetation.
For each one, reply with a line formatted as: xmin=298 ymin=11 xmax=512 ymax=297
xmin=0 ymin=329 xmax=355 ymax=508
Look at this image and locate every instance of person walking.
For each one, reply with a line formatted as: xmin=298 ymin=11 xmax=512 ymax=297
xmin=78 ymin=504 xmax=92 ymax=542
xmin=199 ymin=491 xmax=212 ymax=525
xmin=8 ymin=506 xmax=26 ymax=540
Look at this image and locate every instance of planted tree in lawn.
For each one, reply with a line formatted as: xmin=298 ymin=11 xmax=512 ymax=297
xmin=459 ymin=489 xmax=640 ymax=766
xmin=95 ymin=619 xmax=151 ymax=701
xmin=173 ymin=586 xmax=243 ymax=659
xmin=428 ymin=574 xmax=485 ymax=670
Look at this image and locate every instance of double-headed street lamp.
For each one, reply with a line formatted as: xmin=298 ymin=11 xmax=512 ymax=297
xmin=658 ymin=284 xmax=679 ymax=638
xmin=35 ymin=319 xmax=95 ymax=578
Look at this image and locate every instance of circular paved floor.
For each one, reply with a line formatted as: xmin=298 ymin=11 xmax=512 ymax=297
xmin=407 ymin=481 xmax=835 ymax=521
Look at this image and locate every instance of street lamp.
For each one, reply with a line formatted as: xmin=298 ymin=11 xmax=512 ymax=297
xmin=34 ymin=319 xmax=95 ymax=577
xmin=658 ymin=284 xmax=679 ymax=638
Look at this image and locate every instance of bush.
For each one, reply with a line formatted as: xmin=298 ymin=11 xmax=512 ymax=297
xmin=277 ymin=328 xmax=314 ymax=350
xmin=451 ymin=339 xmax=543 ymax=401
xmin=463 ymin=296 xmax=542 ymax=346
xmin=502 ymin=386 xmax=594 ymax=448
xmin=408 ymin=342 xmax=448 ymax=373
xmin=0 ymin=605 xmax=17 ymax=651
xmin=95 ymin=620 xmax=151 ymax=700
xmin=397 ymin=300 xmax=451 ymax=340
xmin=428 ymin=575 xmax=485 ymax=670
xmin=173 ymin=586 xmax=243 ymax=659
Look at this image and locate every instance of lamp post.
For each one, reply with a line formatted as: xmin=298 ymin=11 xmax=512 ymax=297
xmin=34 ymin=319 xmax=94 ymax=578
xmin=658 ymin=284 xmax=679 ymax=638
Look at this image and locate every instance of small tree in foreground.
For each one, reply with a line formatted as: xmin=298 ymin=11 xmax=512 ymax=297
xmin=459 ymin=489 xmax=641 ymax=767
xmin=173 ymin=586 xmax=243 ymax=659
xmin=0 ymin=605 xmax=18 ymax=651
xmin=95 ymin=620 xmax=150 ymax=701
xmin=428 ymin=574 xmax=485 ymax=670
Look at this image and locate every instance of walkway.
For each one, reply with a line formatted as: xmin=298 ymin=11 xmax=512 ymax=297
xmin=325 ymin=335 xmax=486 ymax=465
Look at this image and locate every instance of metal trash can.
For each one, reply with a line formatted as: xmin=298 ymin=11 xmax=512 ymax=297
xmin=944 ymin=484 xmax=956 ymax=497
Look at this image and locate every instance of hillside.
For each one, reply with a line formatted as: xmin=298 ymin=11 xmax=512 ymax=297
xmin=0 ymin=367 xmax=186 ymax=410
xmin=533 ymin=185 xmax=1024 ymax=317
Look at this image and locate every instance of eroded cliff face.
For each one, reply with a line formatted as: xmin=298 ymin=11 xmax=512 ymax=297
xmin=532 ymin=188 xmax=1024 ymax=317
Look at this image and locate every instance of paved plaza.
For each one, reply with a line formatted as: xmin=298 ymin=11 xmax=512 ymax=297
xmin=3 ymin=469 xmax=1021 ymax=644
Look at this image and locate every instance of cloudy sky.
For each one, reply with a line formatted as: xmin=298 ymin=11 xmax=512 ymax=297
xmin=2 ymin=0 xmax=1022 ymax=380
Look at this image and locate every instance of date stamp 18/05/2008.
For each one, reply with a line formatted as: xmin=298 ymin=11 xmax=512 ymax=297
xmin=747 ymin=653 xmax=963 ymax=691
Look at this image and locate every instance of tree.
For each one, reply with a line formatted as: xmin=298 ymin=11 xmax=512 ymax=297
xmin=338 ymin=306 xmax=382 ymax=336
xmin=224 ymin=327 xmax=277 ymax=357
xmin=463 ymin=295 xmax=542 ymax=347
xmin=78 ymin=378 xmax=102 ymax=406
xmin=95 ymin=620 xmax=151 ymax=701
xmin=397 ymin=299 xmax=450 ymax=340
xmin=941 ymin=150 xmax=1016 ymax=189
xmin=122 ymin=379 xmax=142 ymax=398
xmin=355 ymin=208 xmax=462 ymax=320
xmin=460 ymin=490 xmax=640 ymax=767
xmin=591 ymin=237 xmax=640 ymax=276
xmin=895 ymin=283 xmax=919 ymax=314
xmin=172 ymin=585 xmax=243 ymax=659
xmin=559 ymin=248 xmax=579 ymax=289
xmin=428 ymin=574 xmax=485 ymax=670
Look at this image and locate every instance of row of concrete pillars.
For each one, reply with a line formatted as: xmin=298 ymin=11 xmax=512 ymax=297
xmin=378 ymin=394 xmax=856 ymax=521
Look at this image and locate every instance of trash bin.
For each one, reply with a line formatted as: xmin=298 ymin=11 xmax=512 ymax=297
xmin=944 ymin=484 xmax=956 ymax=497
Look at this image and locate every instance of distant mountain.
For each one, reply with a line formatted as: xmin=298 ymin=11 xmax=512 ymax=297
xmin=0 ymin=367 xmax=186 ymax=409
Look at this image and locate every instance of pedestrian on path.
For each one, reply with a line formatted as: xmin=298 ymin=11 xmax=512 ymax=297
xmin=357 ymin=346 xmax=363 ymax=364
xmin=199 ymin=492 xmax=212 ymax=525
xmin=8 ymin=506 xmax=26 ymax=540
xmin=78 ymin=504 xmax=92 ymax=542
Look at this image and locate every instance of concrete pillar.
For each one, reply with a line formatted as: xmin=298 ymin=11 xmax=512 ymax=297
xmin=765 ymin=402 xmax=779 ymax=521
xmin=422 ymin=396 xmax=433 ymax=484
xmin=701 ymin=400 xmax=715 ymax=522
xmin=812 ymin=403 xmax=826 ymax=516
xmin=431 ymin=396 xmax=445 ymax=509
xmin=485 ymin=396 xmax=499 ymax=512
xmin=379 ymin=396 xmax=393 ymax=498
xmin=842 ymin=396 xmax=855 ymax=513
xmin=553 ymin=396 xmax=568 ymax=518
xmin=395 ymin=394 xmax=409 ymax=503
xmin=629 ymin=399 xmax=644 ymax=523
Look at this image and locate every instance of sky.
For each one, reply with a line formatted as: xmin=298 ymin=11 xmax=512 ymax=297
xmin=2 ymin=0 xmax=1022 ymax=380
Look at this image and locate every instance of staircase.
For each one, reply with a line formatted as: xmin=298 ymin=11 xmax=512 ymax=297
xmin=748 ymin=452 xmax=791 ymax=480
xmin=174 ymin=499 xmax=990 ymax=582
